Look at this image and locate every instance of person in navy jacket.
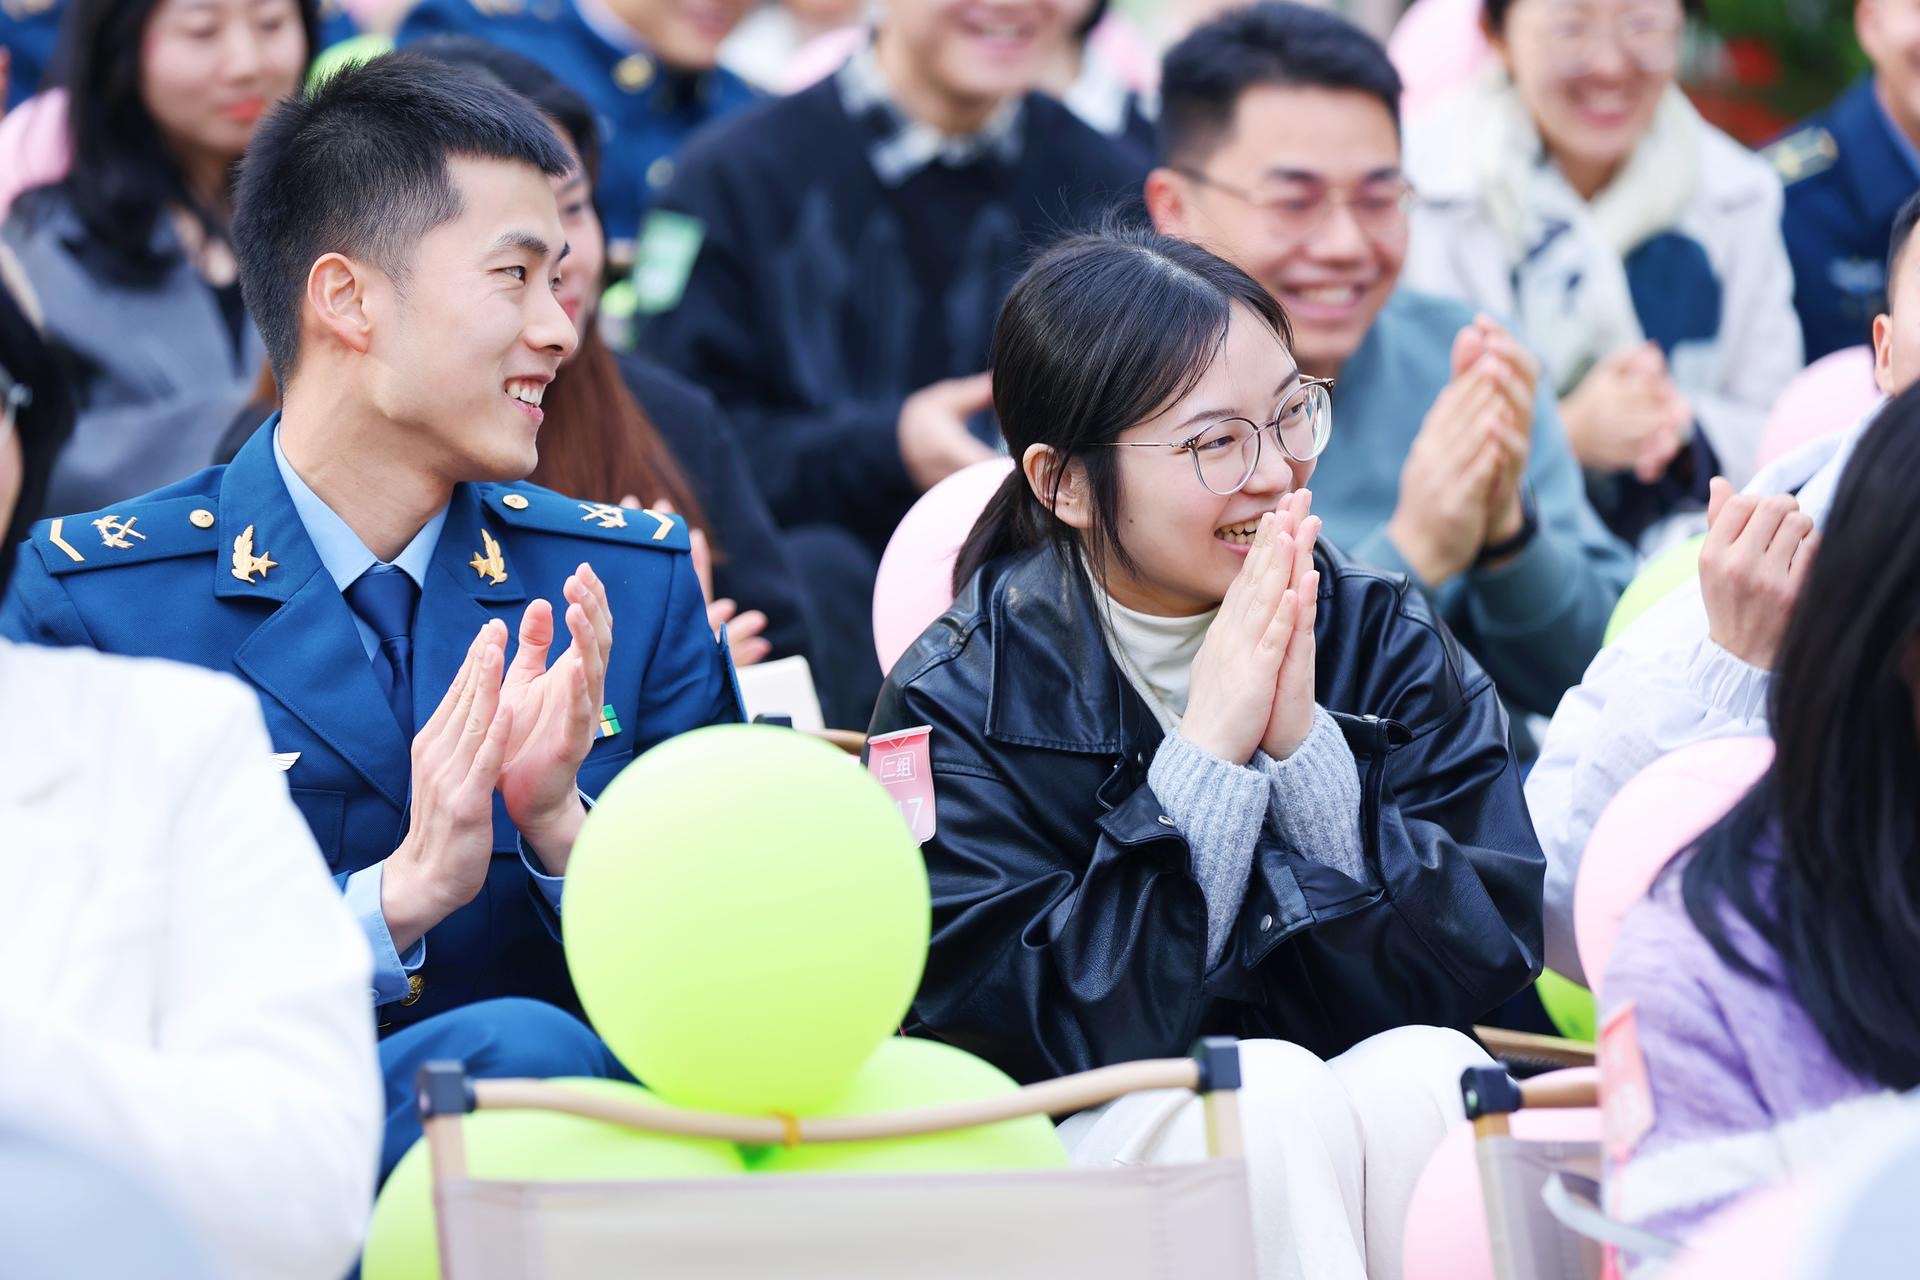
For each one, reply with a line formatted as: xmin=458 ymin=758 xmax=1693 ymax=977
xmin=0 ymin=54 xmax=740 ymax=1178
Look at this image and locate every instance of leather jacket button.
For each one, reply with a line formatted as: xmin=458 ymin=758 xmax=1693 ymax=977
xmin=1258 ymin=914 xmax=1274 ymax=933
xmin=1156 ymin=814 xmax=1176 ymax=828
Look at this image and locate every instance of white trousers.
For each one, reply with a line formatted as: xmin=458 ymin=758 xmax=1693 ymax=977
xmin=1056 ymin=1025 xmax=1489 ymax=1280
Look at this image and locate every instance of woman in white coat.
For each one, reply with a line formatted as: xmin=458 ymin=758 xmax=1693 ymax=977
xmin=1402 ymin=0 xmax=1801 ymax=547
xmin=0 ymin=252 xmax=382 ymax=1278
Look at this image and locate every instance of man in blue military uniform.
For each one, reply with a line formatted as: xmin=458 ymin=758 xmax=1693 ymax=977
xmin=1764 ymin=0 xmax=1920 ymax=361
xmin=0 ymin=54 xmax=740 ymax=1178
xmin=398 ymin=0 xmax=756 ymax=265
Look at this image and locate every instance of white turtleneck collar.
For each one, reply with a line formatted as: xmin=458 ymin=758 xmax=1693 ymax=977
xmin=1088 ymin=568 xmax=1218 ymax=733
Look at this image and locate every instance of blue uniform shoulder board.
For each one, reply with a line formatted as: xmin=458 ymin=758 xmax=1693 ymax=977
xmin=1761 ymin=127 xmax=1839 ymax=185
xmin=481 ymin=486 xmax=692 ymax=552
xmin=29 ymin=495 xmax=220 ymax=576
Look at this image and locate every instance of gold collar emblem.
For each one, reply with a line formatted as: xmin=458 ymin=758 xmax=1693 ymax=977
xmin=231 ymin=524 xmax=277 ymax=583
xmin=470 ymin=528 xmax=508 ymax=585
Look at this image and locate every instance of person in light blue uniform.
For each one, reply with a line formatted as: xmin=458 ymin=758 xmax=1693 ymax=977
xmin=397 ymin=0 xmax=756 ymax=262
xmin=0 ymin=54 xmax=741 ymax=1179
xmin=1766 ymin=74 xmax=1920 ymax=362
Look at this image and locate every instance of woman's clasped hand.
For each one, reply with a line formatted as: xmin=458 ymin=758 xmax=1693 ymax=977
xmin=1180 ymin=488 xmax=1323 ymax=766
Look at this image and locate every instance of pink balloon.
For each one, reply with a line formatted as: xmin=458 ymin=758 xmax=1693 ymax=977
xmin=1756 ymin=346 xmax=1880 ymax=471
xmin=1402 ymin=1071 xmax=1603 ymax=1280
xmin=1388 ymin=0 xmax=1497 ymax=115
xmin=1575 ymin=737 xmax=1775 ymax=995
xmin=872 ymin=459 xmax=1017 ymax=677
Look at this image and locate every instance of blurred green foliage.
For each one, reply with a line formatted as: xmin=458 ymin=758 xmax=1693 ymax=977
xmin=1700 ymin=0 xmax=1869 ymax=121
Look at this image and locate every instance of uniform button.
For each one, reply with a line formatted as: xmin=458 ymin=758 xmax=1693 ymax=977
xmin=189 ymin=508 xmax=214 ymax=528
xmin=502 ymin=493 xmax=530 ymax=510
xmin=1258 ymin=914 xmax=1274 ymax=933
xmin=401 ymin=973 xmax=426 ymax=1005
xmin=647 ymin=157 xmax=675 ymax=190
xmin=614 ymin=52 xmax=654 ymax=92
xmin=1156 ymin=815 xmax=1176 ymax=828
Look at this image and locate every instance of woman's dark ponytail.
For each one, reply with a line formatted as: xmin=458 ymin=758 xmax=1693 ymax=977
xmin=953 ymin=468 xmax=1041 ymax=595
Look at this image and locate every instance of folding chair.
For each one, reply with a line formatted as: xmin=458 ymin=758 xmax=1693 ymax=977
xmin=1460 ymin=1066 xmax=1677 ymax=1280
xmin=417 ymin=1039 xmax=1258 ymax=1279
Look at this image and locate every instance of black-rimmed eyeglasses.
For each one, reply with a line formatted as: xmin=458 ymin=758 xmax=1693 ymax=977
xmin=1090 ymin=377 xmax=1334 ymax=496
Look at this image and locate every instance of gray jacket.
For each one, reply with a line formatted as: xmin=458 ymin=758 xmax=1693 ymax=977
xmin=2 ymin=191 xmax=262 ymax=517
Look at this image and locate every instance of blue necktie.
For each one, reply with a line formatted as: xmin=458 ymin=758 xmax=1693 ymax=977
xmin=346 ymin=565 xmax=419 ymax=739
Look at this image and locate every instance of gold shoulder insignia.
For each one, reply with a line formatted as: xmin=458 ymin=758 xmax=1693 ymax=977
xmin=1761 ymin=127 xmax=1838 ymax=185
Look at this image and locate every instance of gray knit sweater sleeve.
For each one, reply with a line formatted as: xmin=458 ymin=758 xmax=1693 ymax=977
xmin=1254 ymin=706 xmax=1366 ymax=883
xmin=1147 ymin=732 xmax=1267 ymax=970
xmin=1147 ymin=708 xmax=1368 ymax=969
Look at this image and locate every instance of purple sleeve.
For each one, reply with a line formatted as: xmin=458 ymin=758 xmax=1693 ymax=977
xmin=1601 ymin=883 xmax=1774 ymax=1260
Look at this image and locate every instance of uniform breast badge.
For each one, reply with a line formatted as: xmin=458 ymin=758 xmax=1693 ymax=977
xmin=470 ymin=528 xmax=508 ymax=585
xmin=231 ymin=524 xmax=277 ymax=584
xmin=92 ymin=514 xmax=147 ymax=549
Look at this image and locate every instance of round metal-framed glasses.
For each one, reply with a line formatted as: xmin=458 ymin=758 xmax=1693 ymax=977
xmin=1097 ymin=377 xmax=1334 ymax=496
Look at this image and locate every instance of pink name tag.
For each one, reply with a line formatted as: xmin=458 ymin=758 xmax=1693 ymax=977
xmin=867 ymin=725 xmax=936 ymax=845
xmin=1600 ymin=1000 xmax=1656 ymax=1163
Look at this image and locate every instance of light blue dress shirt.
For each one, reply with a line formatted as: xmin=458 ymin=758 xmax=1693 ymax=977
xmin=271 ymin=428 xmax=566 ymax=1005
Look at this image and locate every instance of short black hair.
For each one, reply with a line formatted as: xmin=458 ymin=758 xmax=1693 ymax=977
xmin=404 ymin=36 xmax=602 ymax=186
xmin=1890 ymin=190 xmax=1920 ymax=294
xmin=1158 ymin=1 xmax=1402 ymax=168
xmin=233 ymin=52 xmax=571 ymax=386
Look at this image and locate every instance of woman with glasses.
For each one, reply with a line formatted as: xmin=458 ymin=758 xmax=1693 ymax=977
xmin=869 ymin=227 xmax=1543 ymax=1280
xmin=1403 ymin=0 xmax=1801 ymax=547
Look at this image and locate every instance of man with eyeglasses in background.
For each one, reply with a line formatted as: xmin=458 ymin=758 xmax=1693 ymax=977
xmin=1146 ymin=1 xmax=1632 ymax=741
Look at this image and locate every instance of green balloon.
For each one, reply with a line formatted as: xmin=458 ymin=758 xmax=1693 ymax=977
xmin=305 ymin=33 xmax=394 ymax=89
xmin=756 ymin=1037 xmax=1069 ymax=1175
xmin=1604 ymin=534 xmax=1707 ymax=646
xmin=563 ymin=725 xmax=931 ymax=1114
xmin=362 ymin=1078 xmax=744 ymax=1280
xmin=1536 ymin=969 xmax=1597 ymax=1043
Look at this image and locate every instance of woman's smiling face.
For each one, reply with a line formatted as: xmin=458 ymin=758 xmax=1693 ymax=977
xmin=1096 ymin=303 xmax=1316 ymax=617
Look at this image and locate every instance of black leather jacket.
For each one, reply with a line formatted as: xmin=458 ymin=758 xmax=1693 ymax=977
xmin=870 ymin=541 xmax=1545 ymax=1083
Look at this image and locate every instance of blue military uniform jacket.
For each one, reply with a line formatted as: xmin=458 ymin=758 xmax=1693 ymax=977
xmin=0 ymin=422 xmax=743 ymax=1032
xmin=1765 ymin=76 xmax=1920 ymax=361
xmin=396 ymin=0 xmax=757 ymax=255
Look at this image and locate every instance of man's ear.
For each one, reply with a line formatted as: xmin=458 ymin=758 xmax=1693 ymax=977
xmin=1022 ymin=442 xmax=1091 ymax=531
xmin=1145 ymin=166 xmax=1193 ymax=239
xmin=305 ymin=252 xmax=374 ymax=357
xmin=1874 ymin=311 xmax=1898 ymax=395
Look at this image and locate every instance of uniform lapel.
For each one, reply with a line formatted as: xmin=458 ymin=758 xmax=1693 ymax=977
xmin=412 ymin=484 xmax=529 ymax=736
xmin=217 ymin=422 xmax=411 ymax=810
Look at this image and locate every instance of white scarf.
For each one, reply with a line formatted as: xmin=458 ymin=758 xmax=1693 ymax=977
xmin=1467 ymin=71 xmax=1703 ymax=395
